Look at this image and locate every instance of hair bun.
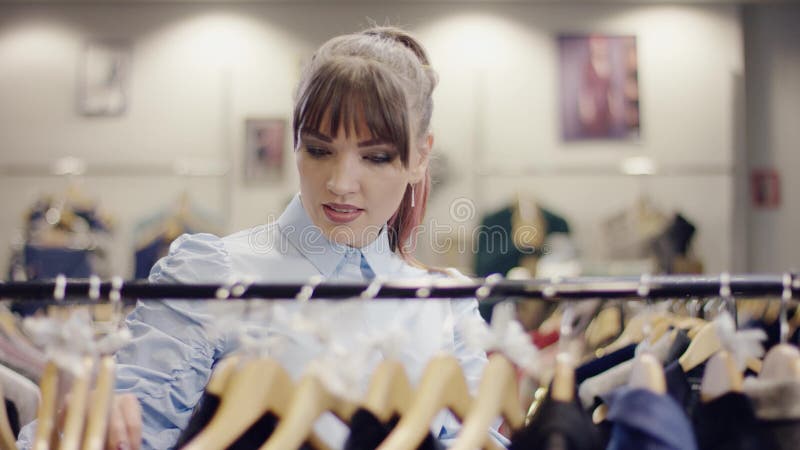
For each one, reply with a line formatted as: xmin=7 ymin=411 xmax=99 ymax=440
xmin=362 ymin=26 xmax=431 ymax=66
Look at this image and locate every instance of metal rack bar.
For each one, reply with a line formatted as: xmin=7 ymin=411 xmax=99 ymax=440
xmin=1 ymin=274 xmax=797 ymax=306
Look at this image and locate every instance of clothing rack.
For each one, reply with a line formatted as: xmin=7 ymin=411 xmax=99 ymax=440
xmin=0 ymin=274 xmax=798 ymax=306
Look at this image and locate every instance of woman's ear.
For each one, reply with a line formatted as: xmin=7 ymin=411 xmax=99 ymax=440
xmin=410 ymin=133 xmax=433 ymax=184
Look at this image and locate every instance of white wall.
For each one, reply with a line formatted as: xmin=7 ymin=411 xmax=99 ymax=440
xmin=744 ymin=5 xmax=800 ymax=273
xmin=0 ymin=3 xmax=744 ymax=276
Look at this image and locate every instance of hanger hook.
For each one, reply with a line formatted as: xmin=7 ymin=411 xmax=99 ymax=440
xmin=88 ymin=275 xmax=101 ymax=302
xmin=638 ymin=273 xmax=652 ymax=299
xmin=546 ymin=276 xmax=573 ymax=358
xmin=108 ymin=276 xmax=125 ymax=314
xmin=226 ymin=276 xmax=256 ymax=329
xmin=296 ymin=275 xmax=324 ymax=303
xmin=720 ymin=272 xmax=736 ymax=328
xmin=215 ymin=276 xmax=237 ymax=300
xmin=415 ymin=277 xmax=433 ymax=300
xmin=476 ymin=273 xmax=504 ymax=300
xmin=639 ymin=273 xmax=654 ymax=340
xmin=544 ymin=275 xmax=562 ymax=301
xmin=230 ymin=277 xmax=253 ymax=300
xmin=360 ymin=275 xmax=385 ymax=301
xmin=54 ymin=274 xmax=67 ymax=301
xmin=781 ymin=273 xmax=791 ymax=344
xmin=109 ymin=276 xmax=124 ymax=328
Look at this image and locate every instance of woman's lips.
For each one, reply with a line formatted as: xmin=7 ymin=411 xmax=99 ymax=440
xmin=322 ymin=203 xmax=364 ymax=224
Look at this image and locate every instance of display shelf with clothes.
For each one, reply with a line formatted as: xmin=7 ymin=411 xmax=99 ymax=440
xmin=474 ymin=193 xmax=572 ymax=278
xmin=601 ymin=197 xmax=703 ymax=275
xmin=6 ymin=185 xmax=115 ymax=316
xmin=132 ymin=192 xmax=224 ymax=279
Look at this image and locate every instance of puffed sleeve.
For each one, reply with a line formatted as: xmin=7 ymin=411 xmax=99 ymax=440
xmin=15 ymin=234 xmax=234 ymax=450
xmin=115 ymin=233 xmax=233 ymax=450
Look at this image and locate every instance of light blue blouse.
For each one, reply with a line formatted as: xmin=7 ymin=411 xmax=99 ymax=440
xmin=18 ymin=193 xmax=505 ymax=449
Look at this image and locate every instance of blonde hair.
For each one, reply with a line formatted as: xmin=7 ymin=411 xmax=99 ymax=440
xmin=293 ymin=26 xmax=439 ymax=261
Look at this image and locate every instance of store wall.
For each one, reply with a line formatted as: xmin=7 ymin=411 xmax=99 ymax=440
xmin=0 ymin=3 xmax=743 ymax=276
xmin=744 ymin=5 xmax=800 ymax=273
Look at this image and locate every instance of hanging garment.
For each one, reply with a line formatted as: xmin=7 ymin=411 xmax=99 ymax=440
xmin=134 ymin=236 xmax=173 ymax=280
xmin=743 ymin=378 xmax=800 ymax=450
xmin=693 ymin=392 xmax=778 ymax=450
xmin=604 ymin=387 xmax=697 ymax=450
xmin=509 ymin=393 xmax=602 ymax=450
xmin=578 ymin=330 xmax=690 ymax=410
xmin=575 ymin=344 xmax=637 ymax=385
xmin=344 ymin=408 xmax=443 ymax=450
xmin=4 ymin=400 xmax=18 ymax=438
xmin=9 ymin=245 xmax=93 ymax=315
xmin=664 ymin=359 xmax=706 ymax=419
xmin=21 ymin=245 xmax=92 ymax=279
xmin=651 ymin=213 xmax=697 ymax=274
xmin=474 ymin=204 xmax=570 ymax=277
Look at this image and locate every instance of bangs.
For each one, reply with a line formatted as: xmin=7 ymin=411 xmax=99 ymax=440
xmin=293 ymin=58 xmax=411 ymax=166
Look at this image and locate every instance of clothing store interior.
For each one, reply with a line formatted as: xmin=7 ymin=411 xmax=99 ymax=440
xmin=1 ymin=0 xmax=799 ymax=449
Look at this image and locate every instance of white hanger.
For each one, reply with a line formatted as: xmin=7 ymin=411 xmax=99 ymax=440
xmin=760 ymin=274 xmax=800 ymax=381
xmin=629 ymin=275 xmax=666 ymax=394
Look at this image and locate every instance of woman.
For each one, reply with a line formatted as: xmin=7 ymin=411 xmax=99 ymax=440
xmin=18 ymin=26 xmax=497 ymax=450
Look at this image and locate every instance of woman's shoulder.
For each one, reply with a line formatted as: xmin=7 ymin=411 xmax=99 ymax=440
xmin=150 ymin=224 xmax=289 ymax=282
xmin=149 ymin=232 xmax=233 ymax=283
xmin=392 ymin=257 xmax=472 ymax=282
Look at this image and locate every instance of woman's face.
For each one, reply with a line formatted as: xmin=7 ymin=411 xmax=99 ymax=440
xmin=296 ymin=111 xmax=428 ymax=248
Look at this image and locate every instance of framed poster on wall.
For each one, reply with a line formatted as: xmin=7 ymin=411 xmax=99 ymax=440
xmin=558 ymin=34 xmax=640 ymax=141
xmin=244 ymin=118 xmax=286 ymax=184
xmin=78 ymin=40 xmax=131 ymax=116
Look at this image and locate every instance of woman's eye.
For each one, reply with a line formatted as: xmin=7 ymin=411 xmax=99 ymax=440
xmin=306 ymin=146 xmax=330 ymax=158
xmin=365 ymin=153 xmax=395 ymax=164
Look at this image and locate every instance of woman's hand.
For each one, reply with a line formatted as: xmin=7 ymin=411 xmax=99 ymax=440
xmin=105 ymin=394 xmax=142 ymax=450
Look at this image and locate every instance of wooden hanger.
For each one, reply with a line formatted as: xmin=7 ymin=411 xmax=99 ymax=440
xmin=593 ymin=352 xmax=666 ymax=425
xmin=679 ymin=321 xmax=722 ymax=373
xmin=258 ymin=373 xmax=355 ymax=450
xmin=551 ymin=353 xmax=575 ymax=403
xmin=629 ymin=353 xmax=666 ymax=394
xmin=377 ymin=355 xmax=475 ymax=450
xmin=700 ymin=351 xmax=742 ymax=402
xmin=763 ymin=299 xmax=782 ymax=325
xmin=450 ymin=354 xmax=525 ymax=450
xmin=32 ymin=362 xmax=60 ymax=450
xmin=81 ymin=356 xmax=115 ymax=450
xmin=595 ymin=311 xmax=659 ymax=358
xmin=679 ymin=317 xmax=762 ymax=374
xmin=760 ymin=275 xmax=800 ymax=382
xmin=205 ymin=355 xmax=241 ymax=396
xmin=681 ymin=277 xmax=735 ymax=374
xmin=584 ymin=306 xmax=622 ymax=351
xmin=761 ymin=345 xmax=800 ymax=381
xmin=182 ymin=358 xmax=295 ymax=450
xmin=674 ymin=316 xmax=706 ymax=334
xmin=60 ymin=357 xmax=95 ymax=450
xmin=362 ymin=360 xmax=413 ymax=423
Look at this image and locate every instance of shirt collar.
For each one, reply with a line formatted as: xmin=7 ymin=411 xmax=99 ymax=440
xmin=277 ymin=193 xmax=398 ymax=278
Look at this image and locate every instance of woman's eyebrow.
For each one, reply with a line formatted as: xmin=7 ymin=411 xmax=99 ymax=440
xmin=358 ymin=138 xmax=393 ymax=147
xmin=301 ymin=130 xmax=333 ymax=143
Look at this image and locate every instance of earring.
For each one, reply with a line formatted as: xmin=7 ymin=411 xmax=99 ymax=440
xmin=410 ymin=183 xmax=416 ymax=208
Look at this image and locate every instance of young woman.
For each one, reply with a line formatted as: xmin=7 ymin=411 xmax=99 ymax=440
xmin=19 ymin=26 xmax=500 ymax=450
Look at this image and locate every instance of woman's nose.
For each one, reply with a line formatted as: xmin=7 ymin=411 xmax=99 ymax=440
xmin=325 ymin=156 xmax=359 ymax=196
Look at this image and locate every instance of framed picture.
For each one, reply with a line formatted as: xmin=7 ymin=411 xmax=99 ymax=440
xmin=78 ymin=40 xmax=131 ymax=116
xmin=558 ymin=34 xmax=640 ymax=141
xmin=244 ymin=118 xmax=286 ymax=184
